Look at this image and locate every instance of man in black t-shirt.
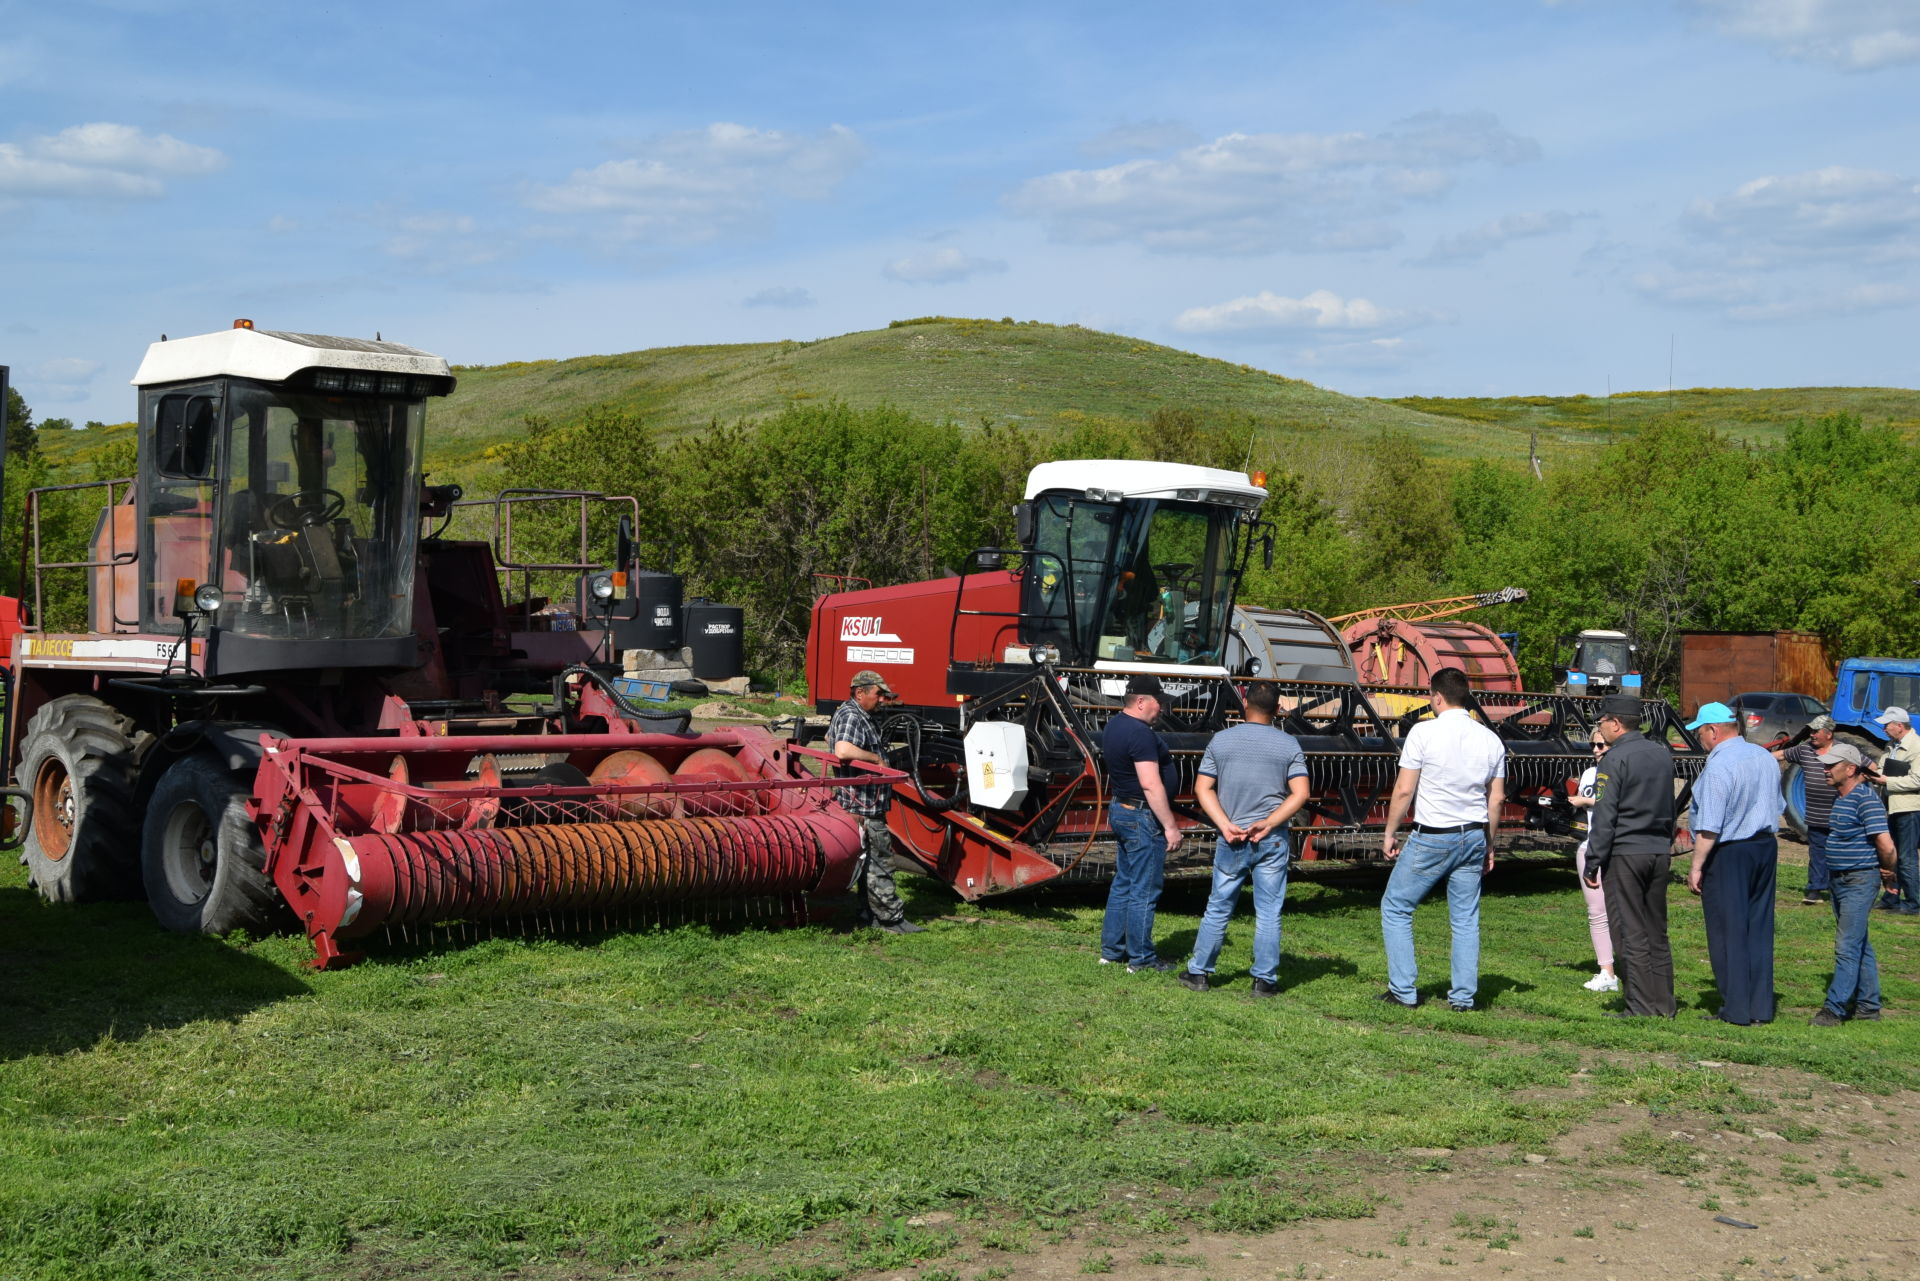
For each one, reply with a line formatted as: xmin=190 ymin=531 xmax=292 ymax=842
xmin=1098 ymin=674 xmax=1185 ymax=972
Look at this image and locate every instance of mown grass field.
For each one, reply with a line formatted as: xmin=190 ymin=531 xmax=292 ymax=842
xmin=4 ymin=852 xmax=1915 ymax=1281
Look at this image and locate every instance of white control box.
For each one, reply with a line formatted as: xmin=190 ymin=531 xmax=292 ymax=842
xmin=964 ymin=721 xmax=1030 ymax=810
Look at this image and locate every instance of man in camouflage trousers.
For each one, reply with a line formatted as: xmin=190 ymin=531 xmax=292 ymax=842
xmin=829 ymin=669 xmax=925 ymax=934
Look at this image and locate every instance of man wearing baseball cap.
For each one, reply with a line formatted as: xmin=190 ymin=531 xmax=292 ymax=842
xmin=1582 ymin=694 xmax=1679 ymax=1017
xmin=829 ymin=670 xmax=923 ymax=933
xmin=1810 ymin=741 xmax=1897 ymax=1025
xmin=1773 ymin=715 xmax=1841 ymax=904
xmin=1099 ymin=673 xmax=1185 ymax=972
xmin=1683 ymin=702 xmax=1784 ymax=1025
xmin=1871 ymin=707 xmax=1920 ymax=914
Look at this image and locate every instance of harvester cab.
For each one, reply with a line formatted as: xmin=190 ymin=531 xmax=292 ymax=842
xmin=106 ymin=321 xmax=451 ymax=675
xmin=1014 ymin=461 xmax=1265 ymax=679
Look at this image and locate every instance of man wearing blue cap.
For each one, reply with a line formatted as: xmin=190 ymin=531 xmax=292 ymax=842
xmin=1683 ymin=702 xmax=1785 ymax=1024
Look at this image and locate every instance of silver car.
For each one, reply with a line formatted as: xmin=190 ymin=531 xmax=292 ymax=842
xmin=1730 ymin=691 xmax=1829 ymax=745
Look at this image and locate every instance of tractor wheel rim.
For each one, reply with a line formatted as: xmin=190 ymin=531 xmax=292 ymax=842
xmin=160 ymin=800 xmax=216 ymax=903
xmin=31 ymin=760 xmax=74 ymax=861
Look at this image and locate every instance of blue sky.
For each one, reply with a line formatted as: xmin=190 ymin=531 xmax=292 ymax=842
xmin=2 ymin=0 xmax=1918 ymax=425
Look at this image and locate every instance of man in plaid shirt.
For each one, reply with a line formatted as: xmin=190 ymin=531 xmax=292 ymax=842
xmin=830 ymin=670 xmax=925 ymax=933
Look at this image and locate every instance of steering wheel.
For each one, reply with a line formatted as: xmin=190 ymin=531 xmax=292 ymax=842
xmin=269 ymin=488 xmax=347 ymax=528
xmin=1153 ymin=561 xmax=1202 ymax=595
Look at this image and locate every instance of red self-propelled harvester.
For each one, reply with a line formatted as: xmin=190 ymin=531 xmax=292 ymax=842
xmin=7 ymin=323 xmax=881 ymax=967
xmin=801 ymin=460 xmax=1706 ymax=894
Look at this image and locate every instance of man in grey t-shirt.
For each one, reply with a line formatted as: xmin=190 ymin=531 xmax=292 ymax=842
xmin=1180 ymin=681 xmax=1312 ymax=997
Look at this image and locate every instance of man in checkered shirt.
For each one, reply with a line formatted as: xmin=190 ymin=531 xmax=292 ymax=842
xmin=829 ymin=670 xmax=925 ymax=933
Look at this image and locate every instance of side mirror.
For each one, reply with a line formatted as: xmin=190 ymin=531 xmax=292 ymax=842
xmin=616 ymin=514 xmax=635 ymax=573
xmin=1262 ymin=533 xmax=1275 ymax=570
xmin=1013 ymin=502 xmax=1034 ymax=547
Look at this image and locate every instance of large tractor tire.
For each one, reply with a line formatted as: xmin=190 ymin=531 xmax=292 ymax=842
xmin=18 ymin=695 xmax=149 ymax=902
xmin=140 ymin=753 xmax=284 ymax=935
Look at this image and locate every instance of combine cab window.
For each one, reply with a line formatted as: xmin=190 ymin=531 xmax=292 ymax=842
xmin=140 ymin=388 xmax=222 ymax=630
xmin=218 ymin=387 xmax=424 ymax=641
xmin=1022 ymin=494 xmax=1241 ymax=667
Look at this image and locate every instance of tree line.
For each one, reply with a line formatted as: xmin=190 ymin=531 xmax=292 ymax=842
xmin=7 ymin=382 xmax=1916 ymax=696
xmin=485 ymin=401 xmax=1920 ymax=693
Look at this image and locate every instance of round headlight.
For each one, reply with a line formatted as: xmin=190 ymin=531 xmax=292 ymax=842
xmin=588 ymin=573 xmax=616 ymax=601
xmin=193 ymin=584 xmax=223 ymax=613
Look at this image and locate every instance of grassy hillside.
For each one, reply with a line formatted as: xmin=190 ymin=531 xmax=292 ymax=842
xmin=31 ymin=321 xmax=1920 ymax=486
xmin=430 ymin=318 xmax=1548 ymax=475
xmin=1387 ymin=385 xmax=1920 ymax=449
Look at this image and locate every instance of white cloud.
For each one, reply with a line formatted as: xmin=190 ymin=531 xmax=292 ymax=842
xmin=1292 ymin=337 xmax=1420 ymax=371
xmin=1079 ymin=119 xmax=1203 ymax=159
xmin=1693 ymin=0 xmax=1920 ymax=70
xmin=1173 ymin=289 xmax=1432 ymax=335
xmin=1006 ymin=111 xmax=1538 ymax=255
xmin=525 ymin=122 xmax=864 ymax=245
xmin=265 ymin=215 xmax=300 ymax=233
xmin=1727 ymin=282 xmax=1920 ymax=322
xmin=1414 ymin=209 xmax=1578 ymax=264
xmin=743 ymin=286 xmax=816 ymax=308
xmin=1630 ymin=269 xmax=1763 ymax=307
xmin=32 ymin=122 xmax=224 ymax=175
xmin=382 ymin=211 xmax=505 ymax=273
xmin=0 ymin=122 xmax=225 ymax=202
xmin=25 ymin=356 xmax=104 ymax=404
xmin=1685 ymin=166 xmax=1920 ymax=264
xmin=881 ymin=247 xmax=1008 ymax=284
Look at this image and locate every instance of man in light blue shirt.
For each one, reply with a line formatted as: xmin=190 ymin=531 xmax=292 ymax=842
xmin=1685 ymin=702 xmax=1784 ymax=1025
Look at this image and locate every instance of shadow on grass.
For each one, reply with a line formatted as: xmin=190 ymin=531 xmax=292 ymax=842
xmin=0 ymin=888 xmax=310 ymax=1061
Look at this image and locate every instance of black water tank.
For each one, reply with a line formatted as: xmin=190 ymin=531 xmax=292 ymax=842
xmin=629 ymin=570 xmax=683 ymax=649
xmin=684 ymin=600 xmax=745 ymax=680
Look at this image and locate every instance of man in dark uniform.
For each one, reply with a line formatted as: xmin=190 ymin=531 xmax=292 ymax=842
xmin=829 ymin=670 xmax=924 ymax=934
xmin=1582 ymin=694 xmax=1679 ymax=1017
xmin=1099 ymin=674 xmax=1185 ymax=972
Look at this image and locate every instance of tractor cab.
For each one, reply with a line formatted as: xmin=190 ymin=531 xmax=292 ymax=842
xmin=105 ymin=322 xmax=454 ymax=676
xmin=1016 ymin=460 xmax=1267 ymax=673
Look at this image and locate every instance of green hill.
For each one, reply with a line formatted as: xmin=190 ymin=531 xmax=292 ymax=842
xmin=33 ymin=319 xmax=1920 ymax=486
xmin=430 ymin=318 xmax=1553 ymax=475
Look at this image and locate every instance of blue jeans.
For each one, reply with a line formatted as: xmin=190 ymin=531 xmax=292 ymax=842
xmin=1186 ymin=831 xmax=1292 ymax=983
xmin=1887 ymin=811 xmax=1920 ymax=908
xmin=1805 ymin=825 xmax=1830 ymax=895
xmin=1101 ymin=802 xmax=1168 ymax=965
xmin=1824 ymin=868 xmax=1882 ymax=1018
xmin=1381 ymin=828 xmax=1486 ymax=1007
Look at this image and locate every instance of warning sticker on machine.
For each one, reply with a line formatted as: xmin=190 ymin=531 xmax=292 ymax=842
xmin=847 ymin=645 xmax=913 ymax=665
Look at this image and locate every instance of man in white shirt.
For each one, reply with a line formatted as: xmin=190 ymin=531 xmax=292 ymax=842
xmin=1377 ymin=667 xmax=1508 ymax=1011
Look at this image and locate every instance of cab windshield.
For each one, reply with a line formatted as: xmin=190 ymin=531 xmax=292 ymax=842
xmin=1582 ymin=640 xmax=1632 ymax=675
xmin=217 ymin=386 xmax=422 ymax=640
xmin=1021 ymin=494 xmax=1241 ymax=666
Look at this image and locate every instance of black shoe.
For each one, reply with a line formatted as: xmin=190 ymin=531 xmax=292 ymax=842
xmin=1127 ymin=958 xmax=1177 ymax=973
xmin=1894 ymin=905 xmax=1920 ymax=916
xmin=1176 ymin=970 xmax=1210 ymax=992
xmin=1448 ymin=1002 xmax=1474 ymax=1013
xmin=1376 ymin=990 xmax=1419 ymax=1008
xmin=1809 ymin=1009 xmax=1846 ymax=1027
xmin=1604 ymin=1010 xmax=1665 ymax=1019
xmin=1251 ymin=978 xmax=1279 ymax=998
xmin=1854 ymin=1008 xmax=1883 ymax=1021
xmin=879 ymin=919 xmax=927 ymax=934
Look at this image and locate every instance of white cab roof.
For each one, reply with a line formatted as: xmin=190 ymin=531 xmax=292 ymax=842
xmin=132 ymin=327 xmax=452 ymax=388
xmin=1024 ymin=460 xmax=1266 ymax=508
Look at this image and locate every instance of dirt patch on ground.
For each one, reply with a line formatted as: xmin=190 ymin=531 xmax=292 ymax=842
xmin=847 ymin=1061 xmax=1917 ymax=1281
